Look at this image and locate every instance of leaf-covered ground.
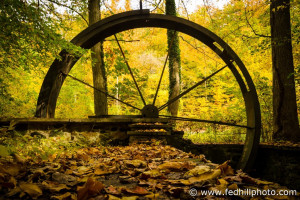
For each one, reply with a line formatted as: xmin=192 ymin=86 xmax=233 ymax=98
xmin=0 ymin=138 xmax=298 ymax=200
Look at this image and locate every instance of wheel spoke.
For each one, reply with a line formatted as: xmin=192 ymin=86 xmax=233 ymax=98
xmin=61 ymin=72 xmax=141 ymax=111
xmin=114 ymin=34 xmax=146 ymax=106
xmin=152 ymin=31 xmax=177 ymax=106
xmin=159 ymin=115 xmax=253 ymax=129
xmin=158 ymin=64 xmax=228 ymax=111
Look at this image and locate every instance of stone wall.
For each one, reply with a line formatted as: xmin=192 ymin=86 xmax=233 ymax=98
xmin=167 ymin=137 xmax=300 ymax=191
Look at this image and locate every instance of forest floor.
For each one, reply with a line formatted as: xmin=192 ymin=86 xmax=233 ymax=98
xmin=0 ymin=133 xmax=299 ymax=200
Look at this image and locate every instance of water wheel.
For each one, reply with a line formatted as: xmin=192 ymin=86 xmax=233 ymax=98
xmin=35 ymin=10 xmax=261 ymax=170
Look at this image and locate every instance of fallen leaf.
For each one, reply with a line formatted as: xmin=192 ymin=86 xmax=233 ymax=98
xmin=188 ymin=169 xmax=222 ymax=184
xmin=255 ymin=179 xmax=274 ymax=185
xmin=237 ymin=171 xmax=273 ymax=185
xmin=0 ymin=145 xmax=10 ymax=157
xmin=124 ymin=160 xmax=147 ymax=168
xmin=42 ymin=180 xmax=70 ymax=192
xmin=217 ymin=160 xmax=234 ymax=176
xmin=77 ymin=177 xmax=104 ymax=200
xmin=108 ymin=195 xmax=139 ymax=200
xmin=140 ymin=169 xmax=163 ymax=179
xmin=167 ymin=179 xmax=191 ymax=186
xmin=108 ymin=194 xmax=121 ymax=200
xmin=48 ymin=153 xmax=57 ymax=162
xmin=211 ymin=178 xmax=228 ymax=193
xmin=184 ymin=165 xmax=211 ymax=178
xmin=105 ymin=185 xmax=121 ymax=196
xmin=138 ymin=178 xmax=157 ymax=186
xmin=121 ymin=196 xmax=139 ymax=200
xmin=74 ymin=166 xmax=92 ymax=175
xmin=51 ymin=192 xmax=76 ymax=200
xmin=19 ymin=182 xmax=42 ymax=199
xmin=122 ymin=186 xmax=150 ymax=195
xmin=224 ymin=175 xmax=243 ymax=183
xmin=94 ymin=168 xmax=112 ymax=175
xmin=227 ymin=183 xmax=238 ymax=190
xmin=157 ymin=161 xmax=191 ymax=171
xmin=145 ymin=193 xmax=160 ymax=199
xmin=6 ymin=187 xmax=21 ymax=197
xmin=0 ymin=164 xmax=21 ymax=176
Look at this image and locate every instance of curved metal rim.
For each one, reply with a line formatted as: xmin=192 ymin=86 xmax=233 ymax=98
xmin=36 ymin=9 xmax=261 ymax=170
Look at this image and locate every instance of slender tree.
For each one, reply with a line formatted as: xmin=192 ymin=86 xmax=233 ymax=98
xmin=88 ymin=0 xmax=107 ymax=116
xmin=270 ymin=0 xmax=300 ymax=141
xmin=166 ymin=0 xmax=181 ymax=116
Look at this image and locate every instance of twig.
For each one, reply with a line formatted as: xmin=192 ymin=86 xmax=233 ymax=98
xmin=43 ymin=0 xmax=88 ymax=25
xmin=180 ymin=0 xmax=189 ymax=20
xmin=202 ymin=0 xmax=215 ymax=26
xmin=179 ymin=36 xmax=222 ymax=65
xmin=102 ymin=0 xmax=115 ymax=15
xmin=144 ymin=0 xmax=164 ymax=13
xmin=150 ymin=0 xmax=163 ymax=12
xmin=40 ymin=1 xmax=64 ymax=24
xmin=104 ymin=39 xmax=140 ymax=42
xmin=221 ymin=24 xmax=248 ymax=40
xmin=244 ymin=7 xmax=270 ymax=38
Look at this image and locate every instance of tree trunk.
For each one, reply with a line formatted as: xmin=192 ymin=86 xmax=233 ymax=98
xmin=270 ymin=0 xmax=300 ymax=141
xmin=88 ymin=0 xmax=107 ymax=116
xmin=166 ymin=0 xmax=181 ymax=116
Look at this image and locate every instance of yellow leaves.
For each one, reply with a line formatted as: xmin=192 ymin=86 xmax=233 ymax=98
xmin=211 ymin=178 xmax=229 ymax=193
xmin=0 ymin=142 xmax=296 ymax=199
xmin=42 ymin=180 xmax=70 ymax=192
xmin=157 ymin=161 xmax=192 ymax=171
xmin=108 ymin=195 xmax=139 ymax=200
xmin=217 ymin=160 xmax=235 ymax=176
xmin=0 ymin=164 xmax=21 ymax=176
xmin=188 ymin=169 xmax=222 ymax=184
xmin=184 ymin=165 xmax=211 ymax=178
xmin=52 ymin=192 xmax=76 ymax=200
xmin=227 ymin=183 xmax=238 ymax=190
xmin=122 ymin=186 xmax=150 ymax=196
xmin=140 ymin=169 xmax=164 ymax=179
xmin=124 ymin=160 xmax=147 ymax=168
xmin=106 ymin=185 xmax=121 ymax=196
xmin=75 ymin=166 xmax=92 ymax=176
xmin=94 ymin=168 xmax=113 ymax=175
xmin=19 ymin=182 xmax=43 ymax=199
xmin=167 ymin=179 xmax=191 ymax=186
xmin=145 ymin=193 xmax=160 ymax=199
xmin=0 ymin=145 xmax=10 ymax=157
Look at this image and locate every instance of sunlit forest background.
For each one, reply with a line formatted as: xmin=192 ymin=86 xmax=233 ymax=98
xmin=1 ymin=0 xmax=299 ymax=143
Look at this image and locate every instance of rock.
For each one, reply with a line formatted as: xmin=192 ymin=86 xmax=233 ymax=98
xmin=52 ymin=172 xmax=77 ymax=186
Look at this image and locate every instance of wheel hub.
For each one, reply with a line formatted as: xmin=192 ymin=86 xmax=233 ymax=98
xmin=141 ymin=105 xmax=159 ymax=118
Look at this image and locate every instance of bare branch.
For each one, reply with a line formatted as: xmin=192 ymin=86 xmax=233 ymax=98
xmin=144 ymin=0 xmax=164 ymax=13
xmin=43 ymin=0 xmax=88 ymax=25
xmin=104 ymin=39 xmax=140 ymax=42
xmin=40 ymin=1 xmax=64 ymax=24
xmin=102 ymin=0 xmax=114 ymax=15
xmin=221 ymin=24 xmax=248 ymax=39
xmin=179 ymin=35 xmax=222 ymax=65
xmin=244 ymin=7 xmax=270 ymax=38
xmin=180 ymin=0 xmax=189 ymax=20
xmin=202 ymin=0 xmax=215 ymax=26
